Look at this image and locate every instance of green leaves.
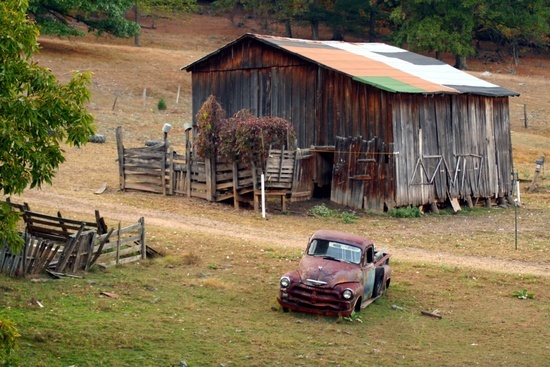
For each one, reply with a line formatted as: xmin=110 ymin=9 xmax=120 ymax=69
xmin=390 ymin=0 xmax=476 ymax=60
xmin=1 ymin=1 xmax=95 ymax=252
xmin=0 ymin=316 xmax=21 ymax=367
xmin=512 ymin=289 xmax=535 ymax=300
xmin=28 ymin=0 xmax=140 ymax=38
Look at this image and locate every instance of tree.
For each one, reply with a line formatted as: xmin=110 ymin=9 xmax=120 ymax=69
xmin=323 ymin=0 xmax=375 ymax=40
xmin=27 ymin=0 xmax=140 ymax=37
xmin=477 ymin=0 xmax=550 ymax=65
xmin=0 ymin=0 xmax=95 ymax=253
xmin=389 ymin=0 xmax=478 ymax=69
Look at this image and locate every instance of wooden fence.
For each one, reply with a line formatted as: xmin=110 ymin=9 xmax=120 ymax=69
xmin=0 ymin=200 xmax=148 ymax=277
xmin=95 ymin=218 xmax=146 ymax=268
xmin=116 ymin=126 xmax=314 ymax=208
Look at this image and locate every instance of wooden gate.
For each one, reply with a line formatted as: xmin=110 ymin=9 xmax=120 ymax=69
xmin=290 ymin=148 xmax=314 ymax=202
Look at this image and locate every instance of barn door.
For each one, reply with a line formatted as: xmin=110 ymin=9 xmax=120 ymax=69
xmin=331 ymin=136 xmax=374 ymax=209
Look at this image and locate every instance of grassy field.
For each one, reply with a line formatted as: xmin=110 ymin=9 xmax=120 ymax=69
xmin=2 ymin=235 xmax=548 ymax=366
xmin=1 ymin=9 xmax=549 ymax=367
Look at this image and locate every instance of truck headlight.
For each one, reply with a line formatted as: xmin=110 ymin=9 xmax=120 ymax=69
xmin=342 ymin=289 xmax=354 ymax=300
xmin=280 ymin=276 xmax=291 ymax=288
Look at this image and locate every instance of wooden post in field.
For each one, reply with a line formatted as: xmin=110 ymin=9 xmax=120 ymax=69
xmin=528 ymin=156 xmax=545 ymax=192
xmin=112 ymin=94 xmax=119 ymax=111
xmin=142 ymin=88 xmax=147 ymax=110
xmin=176 ymin=84 xmax=181 ymax=105
xmin=115 ymin=126 xmax=125 ymax=191
xmin=524 ymin=104 xmax=528 ymax=128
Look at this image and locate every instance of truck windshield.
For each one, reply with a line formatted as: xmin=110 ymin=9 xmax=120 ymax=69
xmin=307 ymin=240 xmax=361 ymax=264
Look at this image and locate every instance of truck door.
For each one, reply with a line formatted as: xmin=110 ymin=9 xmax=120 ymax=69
xmin=362 ymin=246 xmax=376 ymax=298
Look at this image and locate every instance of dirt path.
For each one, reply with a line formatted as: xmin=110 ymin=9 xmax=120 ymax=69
xmin=16 ymin=190 xmax=549 ymax=277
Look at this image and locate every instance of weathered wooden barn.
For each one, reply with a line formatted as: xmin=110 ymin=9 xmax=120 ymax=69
xmin=183 ymin=33 xmax=518 ymax=211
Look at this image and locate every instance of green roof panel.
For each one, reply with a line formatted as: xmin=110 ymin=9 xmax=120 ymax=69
xmin=353 ymin=76 xmax=426 ymax=93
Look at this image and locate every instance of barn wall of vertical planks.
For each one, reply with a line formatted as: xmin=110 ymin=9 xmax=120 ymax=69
xmin=184 ymin=34 xmax=517 ymax=211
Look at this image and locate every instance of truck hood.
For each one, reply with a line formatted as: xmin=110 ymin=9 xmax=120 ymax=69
xmin=298 ymin=256 xmax=362 ymax=288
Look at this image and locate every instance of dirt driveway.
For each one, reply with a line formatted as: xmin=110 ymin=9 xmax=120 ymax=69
xmin=16 ymin=188 xmax=550 ymax=277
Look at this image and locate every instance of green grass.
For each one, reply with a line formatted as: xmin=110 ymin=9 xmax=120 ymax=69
xmin=1 ymin=236 xmax=548 ymax=367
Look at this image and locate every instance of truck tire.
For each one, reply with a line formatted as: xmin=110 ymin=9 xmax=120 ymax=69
xmin=372 ymin=267 xmax=385 ymax=298
xmin=89 ymin=134 xmax=106 ymax=143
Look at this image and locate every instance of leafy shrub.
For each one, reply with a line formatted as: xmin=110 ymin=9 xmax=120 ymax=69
xmin=308 ymin=204 xmax=337 ymax=218
xmin=219 ymin=109 xmax=296 ymax=167
xmin=389 ymin=206 xmax=422 ymax=218
xmin=195 ymin=95 xmax=226 ymax=158
xmin=308 ymin=204 xmax=358 ymax=224
xmin=157 ymin=98 xmax=167 ymax=111
xmin=0 ymin=317 xmax=21 ymax=366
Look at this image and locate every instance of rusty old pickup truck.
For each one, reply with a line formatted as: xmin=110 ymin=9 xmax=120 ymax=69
xmin=277 ymin=229 xmax=391 ymax=316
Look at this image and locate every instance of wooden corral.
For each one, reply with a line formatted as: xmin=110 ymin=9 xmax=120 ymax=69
xmin=184 ymin=34 xmax=518 ymax=211
xmin=116 ymin=126 xmax=314 ymax=209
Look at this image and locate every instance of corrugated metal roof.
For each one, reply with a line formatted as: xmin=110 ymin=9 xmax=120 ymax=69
xmin=184 ymin=33 xmax=519 ymax=97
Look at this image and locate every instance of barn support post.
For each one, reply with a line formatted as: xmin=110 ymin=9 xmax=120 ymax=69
xmin=465 ymin=195 xmax=474 ymax=208
xmin=115 ymin=126 xmax=125 ymax=191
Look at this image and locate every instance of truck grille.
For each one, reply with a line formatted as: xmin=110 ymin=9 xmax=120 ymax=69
xmin=283 ymin=282 xmax=351 ymax=313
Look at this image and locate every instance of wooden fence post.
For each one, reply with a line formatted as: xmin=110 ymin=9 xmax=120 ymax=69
xmin=116 ymin=221 xmax=121 ymax=265
xmin=162 ymin=143 xmax=167 ymax=196
xmin=140 ymin=217 xmax=146 ymax=260
xmin=232 ymin=161 xmax=240 ymax=209
xmin=168 ymin=147 xmax=175 ymax=195
xmin=185 ymin=128 xmax=192 ymax=197
xmin=116 ymin=127 xmax=125 ymax=191
xmin=205 ymin=157 xmax=216 ymax=202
